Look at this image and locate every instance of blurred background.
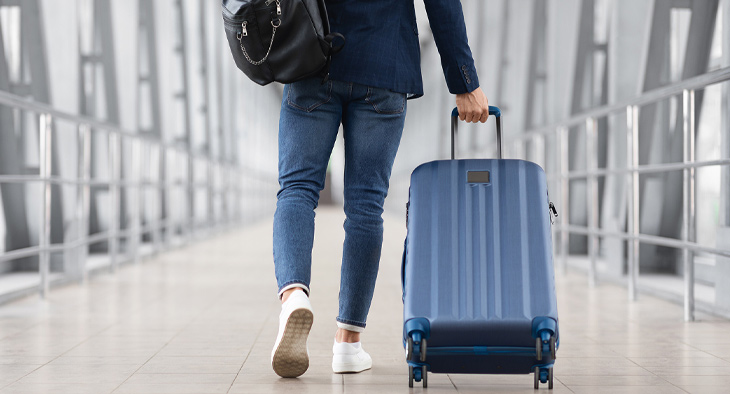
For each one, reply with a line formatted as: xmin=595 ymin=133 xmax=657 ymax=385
xmin=0 ymin=0 xmax=728 ymax=321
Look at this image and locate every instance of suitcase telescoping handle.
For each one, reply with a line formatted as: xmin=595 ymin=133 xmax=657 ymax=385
xmin=450 ymin=106 xmax=502 ymax=160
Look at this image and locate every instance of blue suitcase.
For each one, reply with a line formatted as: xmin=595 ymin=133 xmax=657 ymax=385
xmin=402 ymin=106 xmax=559 ymax=389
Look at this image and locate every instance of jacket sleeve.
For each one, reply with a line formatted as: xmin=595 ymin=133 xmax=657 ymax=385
xmin=422 ymin=0 xmax=479 ymax=94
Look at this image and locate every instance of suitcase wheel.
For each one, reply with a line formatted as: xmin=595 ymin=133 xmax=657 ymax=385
xmin=550 ymin=336 xmax=557 ymax=359
xmin=419 ymin=338 xmax=428 ymax=362
xmin=407 ymin=335 xmax=427 ymax=362
xmin=549 ymin=367 xmax=554 ymax=389
xmin=533 ymin=366 xmax=554 ymax=390
xmin=408 ymin=365 xmax=413 ymax=388
xmin=406 ymin=337 xmax=413 ymax=360
xmin=408 ymin=364 xmax=428 ymax=388
xmin=536 ymin=333 xmax=557 ymax=361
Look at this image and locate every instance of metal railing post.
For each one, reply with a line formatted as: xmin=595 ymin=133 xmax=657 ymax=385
xmin=559 ymin=126 xmax=569 ymax=274
xmin=131 ymin=139 xmax=142 ymax=264
xmin=207 ymin=159 xmax=214 ymax=230
xmin=82 ymin=125 xmax=92 ymax=280
xmin=627 ymin=105 xmax=640 ymax=302
xmin=215 ymin=163 xmax=222 ymax=228
xmin=150 ymin=144 xmax=159 ymax=254
xmin=77 ymin=124 xmax=91 ymax=283
xmin=187 ymin=154 xmax=195 ymax=240
xmin=237 ymin=167 xmax=243 ymax=223
xmin=159 ymin=147 xmax=168 ymax=250
xmin=682 ymin=89 xmax=696 ymax=322
xmin=586 ymin=117 xmax=599 ymax=287
xmin=143 ymin=141 xmax=154 ymax=254
xmin=227 ymin=164 xmax=234 ymax=225
xmin=108 ymin=132 xmax=121 ymax=273
xmin=38 ymin=114 xmax=53 ymax=298
xmin=165 ymin=148 xmax=174 ymax=247
xmin=176 ymin=150 xmax=183 ymax=243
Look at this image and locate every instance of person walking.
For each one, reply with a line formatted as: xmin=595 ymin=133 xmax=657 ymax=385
xmin=271 ymin=0 xmax=490 ymax=378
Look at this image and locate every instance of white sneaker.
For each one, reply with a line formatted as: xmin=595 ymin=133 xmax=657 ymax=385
xmin=271 ymin=291 xmax=313 ymax=378
xmin=332 ymin=340 xmax=372 ymax=373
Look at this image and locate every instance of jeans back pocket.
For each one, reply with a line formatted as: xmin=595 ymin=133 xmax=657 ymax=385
xmin=286 ymin=78 xmax=332 ymax=112
xmin=365 ymin=87 xmax=406 ymax=115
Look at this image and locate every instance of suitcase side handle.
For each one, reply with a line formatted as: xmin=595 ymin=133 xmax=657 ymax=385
xmin=450 ymin=106 xmax=502 ymax=160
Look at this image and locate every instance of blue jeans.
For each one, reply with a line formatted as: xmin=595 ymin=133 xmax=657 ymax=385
xmin=274 ymin=78 xmax=407 ymax=330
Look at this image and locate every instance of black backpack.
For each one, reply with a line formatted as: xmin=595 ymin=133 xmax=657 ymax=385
xmin=222 ymin=0 xmax=344 ymax=85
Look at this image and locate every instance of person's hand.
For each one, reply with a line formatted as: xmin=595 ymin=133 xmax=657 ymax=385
xmin=456 ymin=87 xmax=489 ymax=123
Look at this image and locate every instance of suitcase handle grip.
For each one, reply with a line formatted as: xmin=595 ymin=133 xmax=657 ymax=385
xmin=450 ymin=106 xmax=503 ymax=160
xmin=451 ymin=106 xmax=501 ymax=118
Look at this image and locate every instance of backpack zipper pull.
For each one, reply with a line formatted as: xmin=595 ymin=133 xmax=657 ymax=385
xmin=241 ymin=21 xmax=248 ymax=37
xmin=265 ymin=0 xmax=281 ymax=15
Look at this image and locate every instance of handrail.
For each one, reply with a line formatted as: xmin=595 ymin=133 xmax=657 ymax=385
xmin=557 ymin=225 xmax=730 ymax=260
xmin=0 ymin=169 xmax=278 ymax=186
xmin=545 ymin=158 xmax=730 ymax=179
xmin=504 ymin=66 xmax=730 ymax=323
xmin=511 ymin=66 xmax=730 ymax=140
xmin=0 ymin=88 xmax=279 ymax=303
xmin=0 ymin=90 xmax=151 ymax=141
xmin=0 ymin=90 xmax=146 ymax=140
xmin=0 ymin=90 xmax=239 ymax=166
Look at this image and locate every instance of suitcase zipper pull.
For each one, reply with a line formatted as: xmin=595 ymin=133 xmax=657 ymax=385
xmin=549 ymin=202 xmax=558 ymax=225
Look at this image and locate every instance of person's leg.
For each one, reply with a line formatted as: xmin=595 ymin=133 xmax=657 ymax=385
xmin=337 ymin=84 xmax=406 ymax=333
xmin=274 ymin=77 xmax=342 ymax=298
xmin=331 ymin=84 xmax=406 ymax=373
xmin=272 ymin=77 xmax=342 ymax=378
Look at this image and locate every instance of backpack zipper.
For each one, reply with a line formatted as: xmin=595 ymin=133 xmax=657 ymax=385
xmin=265 ymin=0 xmax=281 ymax=15
xmin=222 ymin=2 xmax=278 ymax=29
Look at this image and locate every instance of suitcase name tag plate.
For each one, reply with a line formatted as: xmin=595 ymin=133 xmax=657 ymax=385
xmin=467 ymin=170 xmax=490 ymax=184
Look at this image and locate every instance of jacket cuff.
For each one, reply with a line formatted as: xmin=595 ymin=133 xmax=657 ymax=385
xmin=446 ymin=61 xmax=480 ymax=95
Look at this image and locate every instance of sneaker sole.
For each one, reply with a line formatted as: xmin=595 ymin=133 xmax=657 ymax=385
xmin=332 ymin=362 xmax=372 ymax=374
xmin=272 ymin=308 xmax=313 ymax=378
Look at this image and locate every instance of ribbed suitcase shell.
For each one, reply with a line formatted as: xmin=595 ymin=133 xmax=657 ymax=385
xmin=403 ymin=158 xmax=558 ymax=374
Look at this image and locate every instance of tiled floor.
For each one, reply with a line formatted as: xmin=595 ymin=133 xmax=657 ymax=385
xmin=1 ymin=207 xmax=730 ymax=393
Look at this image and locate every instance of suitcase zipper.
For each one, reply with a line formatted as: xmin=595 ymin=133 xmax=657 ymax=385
xmin=549 ymin=202 xmax=558 ymax=225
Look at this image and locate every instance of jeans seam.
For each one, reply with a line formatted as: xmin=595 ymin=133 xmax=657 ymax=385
xmin=365 ymin=87 xmax=406 ymax=115
xmin=286 ymin=80 xmax=332 ymax=112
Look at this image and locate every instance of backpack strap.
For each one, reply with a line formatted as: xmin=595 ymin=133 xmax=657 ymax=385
xmin=324 ymin=33 xmax=346 ymax=56
xmin=318 ymin=33 xmax=346 ymax=84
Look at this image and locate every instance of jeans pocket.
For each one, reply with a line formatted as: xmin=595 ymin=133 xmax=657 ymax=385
xmin=365 ymin=87 xmax=406 ymax=114
xmin=286 ymin=78 xmax=332 ymax=112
